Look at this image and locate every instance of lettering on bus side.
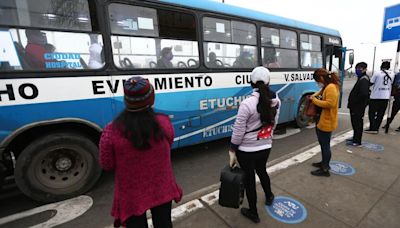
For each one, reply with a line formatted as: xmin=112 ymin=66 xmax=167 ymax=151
xmin=284 ymin=73 xmax=313 ymax=82
xmin=0 ymin=83 xmax=39 ymax=102
xmin=154 ymin=76 xmax=212 ymax=90
xmin=235 ymin=74 xmax=251 ymax=85
xmin=92 ymin=76 xmax=213 ymax=95
xmin=199 ymin=95 xmax=250 ymax=110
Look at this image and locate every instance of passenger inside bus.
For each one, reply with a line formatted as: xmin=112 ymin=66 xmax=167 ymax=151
xmin=88 ymin=34 xmax=104 ymax=69
xmin=157 ymin=47 xmax=174 ymax=68
xmin=206 ymin=52 xmax=223 ymax=68
xmin=264 ymin=48 xmax=280 ymax=68
xmin=25 ymin=29 xmax=49 ymax=69
xmin=233 ymin=51 xmax=255 ymax=68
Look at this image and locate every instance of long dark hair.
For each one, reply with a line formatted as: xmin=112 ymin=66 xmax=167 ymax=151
xmin=114 ymin=109 xmax=166 ymax=150
xmin=252 ymin=81 xmax=276 ymax=126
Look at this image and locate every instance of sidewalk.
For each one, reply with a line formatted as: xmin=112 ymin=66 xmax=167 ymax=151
xmin=172 ymin=119 xmax=400 ymax=228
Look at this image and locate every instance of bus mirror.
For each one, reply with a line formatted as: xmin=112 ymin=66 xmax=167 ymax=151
xmin=349 ymin=52 xmax=354 ymax=66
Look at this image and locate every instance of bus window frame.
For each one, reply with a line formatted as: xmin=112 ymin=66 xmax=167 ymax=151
xmin=299 ymin=32 xmax=323 ymax=70
xmin=105 ymin=2 xmax=201 ymax=72
xmin=260 ymin=25 xmax=299 ymax=70
xmin=201 ymin=14 xmax=258 ymax=70
xmin=0 ymin=0 xmax=108 ymax=77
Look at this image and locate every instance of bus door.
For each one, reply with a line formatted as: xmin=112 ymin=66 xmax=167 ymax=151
xmin=325 ymin=44 xmax=346 ymax=107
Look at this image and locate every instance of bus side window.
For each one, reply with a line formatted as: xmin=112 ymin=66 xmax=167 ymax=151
xmin=0 ymin=28 xmax=105 ymax=72
xmin=203 ymin=17 xmax=257 ymax=69
xmin=300 ymin=34 xmax=322 ymax=68
xmin=108 ymin=4 xmax=199 ymax=69
xmin=261 ymin=27 xmax=298 ymax=69
xmin=0 ymin=0 xmax=104 ymax=72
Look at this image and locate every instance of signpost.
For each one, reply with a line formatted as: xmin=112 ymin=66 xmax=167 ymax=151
xmin=382 ymin=4 xmax=400 ymax=133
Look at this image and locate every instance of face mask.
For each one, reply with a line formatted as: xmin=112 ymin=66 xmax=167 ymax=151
xmin=355 ymin=69 xmax=363 ymax=77
xmin=166 ymin=53 xmax=173 ymax=61
xmin=318 ymin=82 xmax=324 ymax=88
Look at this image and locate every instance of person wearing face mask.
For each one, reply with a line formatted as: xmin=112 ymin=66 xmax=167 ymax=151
xmin=157 ymin=47 xmax=174 ymax=68
xmin=347 ymin=62 xmax=370 ymax=146
xmin=310 ymin=68 xmax=340 ymax=177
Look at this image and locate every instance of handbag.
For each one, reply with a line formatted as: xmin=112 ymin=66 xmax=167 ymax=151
xmin=218 ymin=165 xmax=245 ymax=209
xmin=305 ymin=95 xmax=317 ymax=117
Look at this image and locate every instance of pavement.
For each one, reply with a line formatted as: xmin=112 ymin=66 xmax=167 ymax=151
xmin=171 ymin=117 xmax=400 ymax=228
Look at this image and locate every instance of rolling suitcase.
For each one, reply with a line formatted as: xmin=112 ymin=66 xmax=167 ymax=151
xmin=218 ymin=165 xmax=245 ymax=208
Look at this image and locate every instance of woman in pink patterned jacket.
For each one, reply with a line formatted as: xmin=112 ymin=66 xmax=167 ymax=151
xmin=99 ymin=76 xmax=182 ymax=228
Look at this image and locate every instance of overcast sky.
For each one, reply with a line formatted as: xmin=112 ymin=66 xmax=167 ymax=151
xmin=213 ymin=0 xmax=399 ymax=72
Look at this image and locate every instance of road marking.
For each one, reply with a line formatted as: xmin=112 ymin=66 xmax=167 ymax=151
xmin=274 ymin=128 xmax=301 ymax=139
xmin=0 ymin=195 xmax=93 ymax=227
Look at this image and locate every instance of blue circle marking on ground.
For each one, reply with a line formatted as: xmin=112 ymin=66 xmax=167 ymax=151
xmin=362 ymin=141 xmax=384 ymax=152
xmin=266 ymin=196 xmax=307 ymax=224
xmin=329 ymin=161 xmax=356 ymax=176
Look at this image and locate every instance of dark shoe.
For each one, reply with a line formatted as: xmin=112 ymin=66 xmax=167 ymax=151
xmin=348 ymin=142 xmax=362 ymax=147
xmin=312 ymin=162 xmax=323 ymax=168
xmin=265 ymin=193 xmax=275 ymax=206
xmin=311 ymin=168 xmax=330 ymax=177
xmin=346 ymin=138 xmax=353 ymax=142
xmin=364 ymin=129 xmax=378 ymax=134
xmin=395 ymin=127 xmax=400 ymax=132
xmin=240 ymin=208 xmax=260 ymax=223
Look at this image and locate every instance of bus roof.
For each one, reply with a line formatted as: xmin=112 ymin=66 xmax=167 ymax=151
xmin=157 ymin=0 xmax=341 ymax=37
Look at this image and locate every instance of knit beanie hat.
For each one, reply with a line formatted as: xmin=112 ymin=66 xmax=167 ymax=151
xmin=123 ymin=77 xmax=155 ymax=112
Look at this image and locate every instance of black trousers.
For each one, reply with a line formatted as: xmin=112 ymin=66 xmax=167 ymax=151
xmin=236 ymin=149 xmax=272 ymax=215
xmin=316 ymin=128 xmax=332 ymax=169
xmin=126 ymin=201 xmax=172 ymax=228
xmin=368 ymin=99 xmax=389 ymax=131
xmin=387 ymin=99 xmax=400 ymax=126
xmin=350 ymin=108 xmax=365 ymax=144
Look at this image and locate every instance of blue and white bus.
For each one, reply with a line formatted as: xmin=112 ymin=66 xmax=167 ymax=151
xmin=0 ymin=0 xmax=349 ymax=202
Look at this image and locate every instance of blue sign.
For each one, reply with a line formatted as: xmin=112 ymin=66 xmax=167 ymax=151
xmin=329 ymin=161 xmax=356 ymax=176
xmin=362 ymin=141 xmax=384 ymax=152
xmin=266 ymin=196 xmax=307 ymax=224
xmin=382 ymin=4 xmax=400 ymax=42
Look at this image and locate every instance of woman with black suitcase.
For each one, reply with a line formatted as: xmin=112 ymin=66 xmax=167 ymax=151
xmin=229 ymin=66 xmax=281 ymax=223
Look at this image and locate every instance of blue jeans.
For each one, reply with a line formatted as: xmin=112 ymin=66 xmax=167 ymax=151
xmin=316 ymin=128 xmax=332 ymax=169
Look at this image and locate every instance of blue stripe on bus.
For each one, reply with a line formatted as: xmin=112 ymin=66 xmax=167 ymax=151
xmin=158 ymin=0 xmax=340 ymax=37
xmin=0 ymin=82 xmax=317 ymax=148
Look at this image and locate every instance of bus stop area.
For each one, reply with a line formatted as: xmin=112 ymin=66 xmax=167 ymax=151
xmin=172 ymin=117 xmax=400 ymax=228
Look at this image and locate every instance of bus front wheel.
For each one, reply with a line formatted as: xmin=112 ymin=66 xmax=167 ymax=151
xmin=296 ymin=96 xmax=312 ymax=128
xmin=14 ymin=132 xmax=101 ymax=202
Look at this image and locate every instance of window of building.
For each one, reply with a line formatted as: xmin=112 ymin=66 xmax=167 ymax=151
xmin=300 ymin=34 xmax=322 ymax=68
xmin=203 ymin=17 xmax=257 ymax=69
xmin=109 ymin=3 xmax=199 ymax=69
xmin=261 ymin=27 xmax=298 ymax=68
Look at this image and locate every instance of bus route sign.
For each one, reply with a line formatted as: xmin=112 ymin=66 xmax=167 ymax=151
xmin=382 ymin=4 xmax=400 ymax=42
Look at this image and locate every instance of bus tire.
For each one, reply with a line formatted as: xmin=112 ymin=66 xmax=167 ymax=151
xmin=14 ymin=132 xmax=101 ymax=202
xmin=296 ymin=96 xmax=311 ymax=128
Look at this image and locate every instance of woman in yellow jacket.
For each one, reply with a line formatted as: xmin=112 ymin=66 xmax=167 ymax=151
xmin=310 ymin=68 xmax=340 ymax=177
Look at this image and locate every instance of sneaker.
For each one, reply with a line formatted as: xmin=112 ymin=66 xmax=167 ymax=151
xmin=311 ymin=168 xmax=330 ymax=177
xmin=312 ymin=162 xmax=323 ymax=168
xmin=348 ymin=142 xmax=362 ymax=147
xmin=346 ymin=138 xmax=353 ymax=142
xmin=395 ymin=127 xmax=400 ymax=132
xmin=364 ymin=129 xmax=378 ymax=134
xmin=265 ymin=193 xmax=275 ymax=206
xmin=240 ymin=208 xmax=260 ymax=223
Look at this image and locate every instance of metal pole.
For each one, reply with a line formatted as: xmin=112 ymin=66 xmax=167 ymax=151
xmin=372 ymin=45 xmax=376 ymax=74
xmin=385 ymin=41 xmax=400 ymax=134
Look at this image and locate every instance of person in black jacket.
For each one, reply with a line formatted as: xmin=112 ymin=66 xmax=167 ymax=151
xmin=347 ymin=62 xmax=370 ymax=146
